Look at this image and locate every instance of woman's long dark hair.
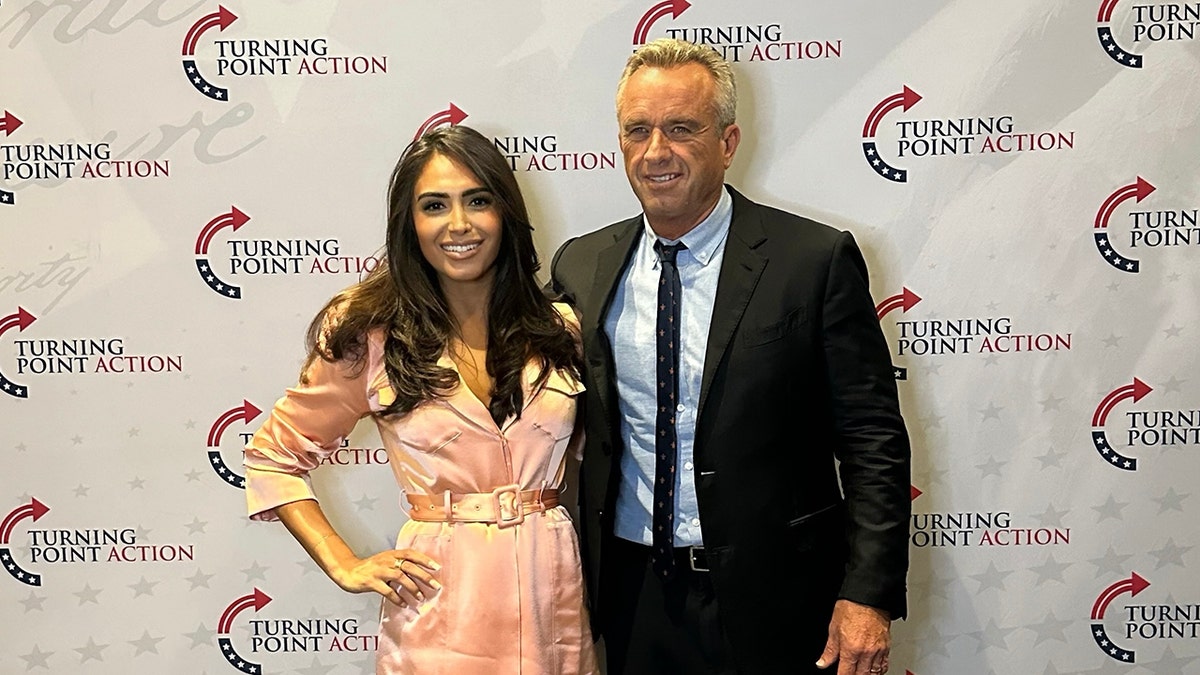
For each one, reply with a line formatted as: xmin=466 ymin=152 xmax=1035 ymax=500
xmin=302 ymin=125 xmax=581 ymax=425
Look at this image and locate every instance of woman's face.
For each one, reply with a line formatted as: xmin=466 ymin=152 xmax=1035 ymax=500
xmin=411 ymin=153 xmax=503 ymax=292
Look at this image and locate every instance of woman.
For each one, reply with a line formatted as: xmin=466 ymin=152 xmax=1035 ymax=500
xmin=243 ymin=125 xmax=597 ymax=674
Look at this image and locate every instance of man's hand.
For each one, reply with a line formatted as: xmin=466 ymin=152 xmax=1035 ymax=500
xmin=815 ymin=599 xmax=892 ymax=675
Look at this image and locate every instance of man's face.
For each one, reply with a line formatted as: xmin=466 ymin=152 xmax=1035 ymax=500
xmin=617 ymin=63 xmax=740 ymax=236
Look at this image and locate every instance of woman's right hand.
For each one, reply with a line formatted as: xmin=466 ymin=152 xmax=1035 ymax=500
xmin=332 ymin=549 xmax=442 ymax=607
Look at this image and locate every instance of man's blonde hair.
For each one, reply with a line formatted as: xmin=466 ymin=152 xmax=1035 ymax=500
xmin=616 ymin=37 xmax=737 ymax=130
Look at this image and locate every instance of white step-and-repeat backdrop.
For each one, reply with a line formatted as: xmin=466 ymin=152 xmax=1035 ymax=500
xmin=2 ymin=1 xmax=1198 ymax=673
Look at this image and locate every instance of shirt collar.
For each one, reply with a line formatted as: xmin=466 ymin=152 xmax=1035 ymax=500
xmin=641 ymin=185 xmax=732 ymax=268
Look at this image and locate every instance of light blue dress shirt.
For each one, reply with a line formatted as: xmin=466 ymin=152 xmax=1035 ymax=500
xmin=606 ymin=187 xmax=733 ymax=547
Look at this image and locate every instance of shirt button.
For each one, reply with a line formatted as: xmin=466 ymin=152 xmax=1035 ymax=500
xmin=676 ymin=404 xmax=685 ymax=412
xmin=683 ymin=461 xmax=693 ymax=471
xmin=691 ymin=518 xmax=700 ymax=527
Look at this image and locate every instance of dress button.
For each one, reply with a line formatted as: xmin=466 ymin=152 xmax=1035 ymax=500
xmin=690 ymin=518 xmax=700 ymax=527
xmin=683 ymin=461 xmax=693 ymax=471
xmin=676 ymin=404 xmax=685 ymax=412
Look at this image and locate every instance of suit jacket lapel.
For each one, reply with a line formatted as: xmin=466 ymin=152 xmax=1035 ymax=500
xmin=698 ymin=187 xmax=767 ymax=422
xmin=585 ymin=218 xmax=641 ymax=453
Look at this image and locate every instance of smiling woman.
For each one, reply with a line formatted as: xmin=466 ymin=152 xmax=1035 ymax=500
xmin=241 ymin=125 xmax=598 ymax=674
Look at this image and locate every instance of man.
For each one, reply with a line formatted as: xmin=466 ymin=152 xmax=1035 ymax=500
xmin=550 ymin=38 xmax=911 ymax=675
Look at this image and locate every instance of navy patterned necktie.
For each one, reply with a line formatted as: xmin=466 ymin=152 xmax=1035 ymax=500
xmin=652 ymin=240 xmax=686 ymax=580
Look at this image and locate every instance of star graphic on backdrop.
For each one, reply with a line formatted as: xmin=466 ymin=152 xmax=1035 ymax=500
xmin=1089 ymin=545 xmax=1134 ymax=578
xmin=127 ymin=427 xmax=140 ymax=437
xmin=1028 ymin=553 xmax=1071 ymax=585
xmin=1092 ymin=495 xmax=1128 ymax=522
xmin=185 ymin=568 xmax=215 ymax=590
xmin=185 ymin=516 xmax=208 ymax=535
xmin=135 ymin=525 xmax=152 ymax=541
xmin=353 ymin=494 xmax=379 ymax=512
xmin=75 ymin=637 xmax=108 ymax=663
xmin=242 ymin=561 xmax=269 ymax=583
xmin=1044 ymin=291 xmax=1059 ymax=303
xmin=976 ymin=455 xmax=1005 ymax=478
xmin=296 ymin=557 xmax=324 ymax=576
xmin=1162 ymin=323 xmax=1182 ymax=338
xmin=1035 ymin=445 xmax=1068 ymax=470
xmin=965 ymin=618 xmax=1016 ymax=652
xmin=1166 ymin=271 xmax=1181 ymax=282
xmin=1101 ymin=333 xmax=1123 ymax=348
xmin=1149 ymin=644 xmax=1194 ymax=675
xmin=128 ymin=476 xmax=145 ymax=490
xmin=1154 ymin=487 xmax=1188 ymax=513
xmin=982 ymin=353 xmax=1000 ymax=367
xmin=1158 ymin=375 xmax=1184 ymax=393
xmin=909 ymin=622 xmax=953 ymax=659
xmin=969 ymin=561 xmax=1012 ymax=593
xmin=19 ymin=645 xmax=53 ymax=669
xmin=20 ymin=590 xmax=46 ymax=612
xmin=295 ymin=655 xmax=337 ymax=675
xmin=129 ymin=576 xmax=159 ymax=597
xmin=185 ymin=419 xmax=197 ymax=429
xmin=16 ymin=442 xmax=28 ymax=452
xmin=1038 ymin=394 xmax=1064 ymax=411
xmin=908 ymin=565 xmax=959 ymax=603
xmin=979 ymin=402 xmax=1003 ymax=421
xmin=128 ymin=630 xmax=164 ymax=656
xmin=985 ymin=301 xmax=1000 ymax=312
xmin=184 ymin=468 xmax=205 ymax=482
xmin=921 ymin=361 xmax=943 ymax=376
xmin=75 ymin=583 xmax=102 ymax=605
xmin=71 ymin=435 xmax=84 ymax=445
xmin=1106 ymin=280 xmax=1121 ymax=292
xmin=73 ymin=484 xmax=90 ymax=497
xmin=1037 ymin=503 xmax=1070 ymax=528
xmin=1149 ymin=538 xmax=1191 ymax=569
xmin=183 ymin=623 xmax=216 ymax=649
xmin=1024 ymin=610 xmax=1071 ymax=646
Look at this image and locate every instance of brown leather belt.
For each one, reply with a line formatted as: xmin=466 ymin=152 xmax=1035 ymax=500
xmin=406 ymin=485 xmax=559 ymax=528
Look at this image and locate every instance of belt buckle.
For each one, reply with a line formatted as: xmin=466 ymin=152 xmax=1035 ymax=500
xmin=491 ymin=484 xmax=524 ymax=528
xmin=688 ymin=546 xmax=709 ymax=572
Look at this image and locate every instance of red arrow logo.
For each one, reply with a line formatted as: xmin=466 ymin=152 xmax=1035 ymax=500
xmin=0 ymin=307 xmax=37 ymax=338
xmin=413 ymin=103 xmax=468 ymax=142
xmin=1094 ymin=177 xmax=1155 ymax=229
xmin=218 ymin=588 xmax=272 ymax=633
xmin=875 ymin=288 xmax=921 ymax=320
xmin=182 ymin=6 xmax=238 ymax=56
xmin=1091 ymin=572 xmax=1150 ymax=619
xmin=0 ymin=498 xmax=50 ymax=544
xmin=633 ymin=0 xmax=691 ymax=45
xmin=0 ymin=111 xmax=23 ymax=136
xmin=862 ymin=86 xmax=921 ymax=138
xmin=207 ymin=399 xmax=263 ymax=447
xmin=1092 ymin=378 xmax=1152 ymax=427
xmin=910 ymin=485 xmax=922 ymax=501
xmin=194 ymin=206 xmax=250 ymax=255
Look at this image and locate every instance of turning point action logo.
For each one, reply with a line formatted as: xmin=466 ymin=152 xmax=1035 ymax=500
xmin=217 ymin=588 xmax=377 ymax=673
xmin=182 ymin=5 xmax=388 ymax=102
xmin=631 ymin=0 xmax=842 ymax=62
xmin=1089 ymin=377 xmax=1199 ymax=470
xmin=909 ymin=486 xmax=1070 ymax=549
xmin=193 ymin=205 xmax=382 ymax=299
xmin=860 ymin=86 xmax=1075 ymax=183
xmin=1 ymin=497 xmax=49 ymax=586
xmin=414 ymin=104 xmax=617 ymax=173
xmin=207 ymin=398 xmax=263 ymax=489
xmin=1093 ymin=176 xmax=1197 ymax=273
xmin=1097 ymin=0 xmax=1199 ymax=69
xmin=1089 ymin=572 xmax=1200 ymax=663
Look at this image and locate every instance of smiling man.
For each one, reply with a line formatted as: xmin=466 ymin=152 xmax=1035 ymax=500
xmin=549 ymin=38 xmax=912 ymax=675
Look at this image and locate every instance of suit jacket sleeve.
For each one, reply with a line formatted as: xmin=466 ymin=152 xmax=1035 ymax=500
xmin=822 ymin=230 xmax=911 ymax=618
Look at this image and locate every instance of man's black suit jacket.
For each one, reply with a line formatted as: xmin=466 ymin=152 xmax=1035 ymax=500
xmin=549 ymin=186 xmax=911 ymax=672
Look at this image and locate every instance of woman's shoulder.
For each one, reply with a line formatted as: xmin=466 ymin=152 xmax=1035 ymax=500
xmin=550 ymin=300 xmax=581 ymax=329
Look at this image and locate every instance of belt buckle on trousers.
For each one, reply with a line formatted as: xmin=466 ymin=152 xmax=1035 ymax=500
xmin=687 ymin=545 xmax=709 ymax=572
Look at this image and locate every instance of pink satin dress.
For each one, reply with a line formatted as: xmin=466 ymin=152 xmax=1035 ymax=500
xmin=243 ymin=305 xmax=598 ymax=675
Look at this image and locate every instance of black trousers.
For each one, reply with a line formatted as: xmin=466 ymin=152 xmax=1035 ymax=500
xmin=599 ymin=536 xmax=738 ymax=675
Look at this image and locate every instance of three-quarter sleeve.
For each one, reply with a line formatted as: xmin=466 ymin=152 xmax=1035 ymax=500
xmin=243 ymin=346 xmax=373 ymax=521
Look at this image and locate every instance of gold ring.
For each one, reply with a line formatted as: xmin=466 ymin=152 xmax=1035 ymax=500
xmin=394 ymin=558 xmax=404 ymax=569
